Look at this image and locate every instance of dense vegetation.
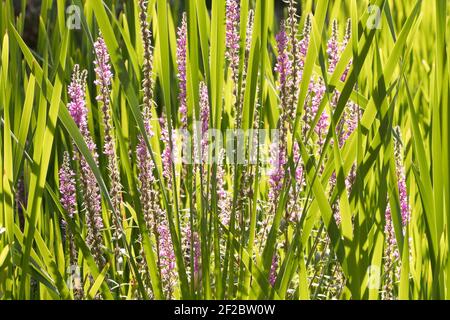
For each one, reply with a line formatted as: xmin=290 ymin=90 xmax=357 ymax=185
xmin=0 ymin=0 xmax=449 ymax=300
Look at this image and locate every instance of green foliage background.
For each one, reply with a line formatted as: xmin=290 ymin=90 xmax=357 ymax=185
xmin=0 ymin=0 xmax=449 ymax=300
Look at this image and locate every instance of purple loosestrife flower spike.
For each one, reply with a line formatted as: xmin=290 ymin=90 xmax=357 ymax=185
xmin=193 ymin=82 xmax=210 ymax=175
xmin=298 ymin=16 xmax=316 ymax=137
xmin=327 ymin=21 xmax=343 ymax=134
xmin=176 ymin=13 xmax=198 ymax=286
xmin=225 ymin=0 xmax=240 ymax=82
xmin=340 ymin=19 xmax=352 ymax=82
xmin=384 ymin=207 xmax=396 ymax=248
xmin=217 ymin=149 xmax=231 ymax=226
xmin=136 ymin=135 xmax=156 ymax=233
xmin=94 ymin=35 xmax=123 ymax=255
xmin=94 ymin=36 xmax=113 ymax=90
xmin=297 ymin=14 xmax=312 ymax=77
xmin=137 ymin=0 xmax=157 ymax=234
xmin=186 ymin=230 xmax=201 ymax=287
xmin=383 ymin=202 xmax=399 ymax=300
xmin=269 ymin=254 xmax=278 ymax=286
xmin=343 ymin=19 xmax=352 ymax=51
xmin=268 ymin=137 xmax=287 ymax=204
xmin=182 ymin=227 xmax=201 ymax=284
xmin=59 ymin=152 xmax=83 ymax=298
xmin=394 ymin=128 xmax=410 ymax=225
xmin=136 ymin=4 xmax=176 ymax=298
xmin=160 ymin=117 xmax=176 ymax=189
xmin=157 ymin=212 xmax=177 ymax=298
xmin=280 ymin=7 xmax=304 ymax=224
xmin=68 ymin=65 xmax=105 ymax=270
xmin=68 ymin=65 xmax=88 ymax=132
xmin=340 ymin=102 xmax=360 ymax=147
xmin=327 ymin=20 xmax=340 ymax=75
xmin=235 ymin=10 xmax=255 ymax=211
xmin=60 ymin=152 xmax=77 ymax=219
xmin=93 ymin=35 xmax=114 ymax=158
xmin=238 ymin=9 xmax=254 ymax=120
xmin=302 ymin=19 xmax=331 ymax=143
xmin=193 ymin=232 xmax=201 ymax=277
xmin=197 ymin=82 xmax=210 ymax=164
xmin=287 ymin=0 xmax=299 ymax=120
xmin=383 ymin=129 xmax=410 ymax=299
xmin=138 ymin=0 xmax=155 ymax=138
xmin=191 ymin=82 xmax=210 ymax=287
xmin=310 ymin=79 xmax=329 ymax=147
xmin=59 ymin=152 xmax=76 ymax=248
xmin=177 ymin=13 xmax=188 ymax=130
xmin=294 ymin=14 xmax=312 ymax=116
xmin=274 ymin=22 xmax=292 ymax=137
xmin=225 ymin=0 xmax=241 ymax=130
xmin=275 ymin=23 xmax=291 ymax=98
xmin=293 ymin=142 xmax=303 ymax=183
xmin=326 ymin=21 xmax=343 ymax=140
xmin=245 ymin=10 xmax=254 ymax=54
xmin=398 ymin=174 xmax=410 ymax=225
xmin=286 ymin=142 xmax=304 ymax=222
xmin=136 ymin=8 xmax=165 ymax=299
xmin=270 ymin=22 xmax=292 ymax=209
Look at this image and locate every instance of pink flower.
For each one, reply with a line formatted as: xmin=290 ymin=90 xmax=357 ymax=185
xmin=297 ymin=14 xmax=312 ymax=77
xmin=327 ymin=20 xmax=340 ymax=75
xmin=269 ymin=253 xmax=278 ymax=286
xmin=160 ymin=117 xmax=176 ymax=189
xmin=93 ymin=36 xmax=113 ymax=88
xmin=68 ymin=65 xmax=104 ymax=269
xmin=217 ymin=149 xmax=230 ymax=226
xmin=157 ymin=214 xmax=177 ymax=298
xmin=177 ymin=13 xmax=188 ymax=129
xmin=275 ymin=24 xmax=291 ymax=92
xmin=384 ymin=129 xmax=410 ymax=256
xmin=225 ymin=0 xmax=240 ymax=78
xmin=94 ymin=35 xmax=123 ymax=252
xmin=268 ymin=139 xmax=287 ymax=203
xmin=93 ymin=35 xmax=115 ymax=158
xmin=59 ymin=152 xmax=77 ymax=219
xmin=394 ymin=131 xmax=410 ymax=225
xmin=293 ymin=142 xmax=303 ymax=182
xmin=309 ymin=79 xmax=329 ymax=147
xmin=194 ymin=82 xmax=210 ymax=164
xmin=68 ymin=65 xmax=88 ymax=132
